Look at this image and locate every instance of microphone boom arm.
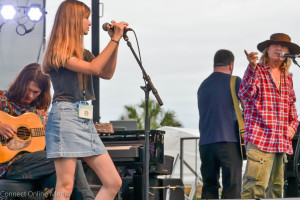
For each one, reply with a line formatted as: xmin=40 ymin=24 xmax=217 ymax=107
xmin=123 ymin=34 xmax=163 ymax=106
xmin=292 ymin=58 xmax=300 ymax=68
xmin=122 ymin=32 xmax=163 ymax=200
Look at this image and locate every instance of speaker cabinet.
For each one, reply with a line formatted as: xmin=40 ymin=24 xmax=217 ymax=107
xmin=83 ymin=161 xmax=184 ymax=200
xmin=149 ymin=155 xmax=174 ymax=175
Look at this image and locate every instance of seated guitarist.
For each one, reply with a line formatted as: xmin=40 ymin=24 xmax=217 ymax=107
xmin=0 ymin=63 xmax=94 ymax=199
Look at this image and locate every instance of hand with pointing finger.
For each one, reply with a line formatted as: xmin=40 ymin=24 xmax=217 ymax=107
xmin=244 ymin=50 xmax=259 ymax=70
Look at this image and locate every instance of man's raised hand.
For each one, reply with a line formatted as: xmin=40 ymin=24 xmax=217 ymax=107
xmin=244 ymin=50 xmax=258 ymax=70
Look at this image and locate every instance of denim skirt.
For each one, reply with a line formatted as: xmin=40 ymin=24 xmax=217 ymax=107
xmin=45 ymin=101 xmax=107 ymax=158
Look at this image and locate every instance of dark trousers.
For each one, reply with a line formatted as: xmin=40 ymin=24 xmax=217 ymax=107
xmin=3 ymin=151 xmax=94 ymax=200
xmin=200 ymin=142 xmax=242 ymax=199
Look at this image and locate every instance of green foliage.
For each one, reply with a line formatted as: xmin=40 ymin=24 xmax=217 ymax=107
xmin=120 ymin=99 xmax=183 ymax=130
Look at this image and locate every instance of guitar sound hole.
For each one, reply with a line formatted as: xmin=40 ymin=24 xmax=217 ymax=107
xmin=17 ymin=127 xmax=31 ymax=140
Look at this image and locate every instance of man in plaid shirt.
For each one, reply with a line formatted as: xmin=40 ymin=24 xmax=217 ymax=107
xmin=239 ymin=33 xmax=299 ymax=198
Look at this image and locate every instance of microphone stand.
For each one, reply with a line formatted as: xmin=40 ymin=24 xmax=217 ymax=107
xmin=123 ymin=33 xmax=163 ymax=200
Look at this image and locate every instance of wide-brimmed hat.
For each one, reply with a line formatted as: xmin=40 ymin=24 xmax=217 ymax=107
xmin=257 ymin=33 xmax=300 ymax=54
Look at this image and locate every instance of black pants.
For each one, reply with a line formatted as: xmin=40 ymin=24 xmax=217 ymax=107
xmin=200 ymin=142 xmax=242 ymax=199
xmin=3 ymin=151 xmax=94 ymax=200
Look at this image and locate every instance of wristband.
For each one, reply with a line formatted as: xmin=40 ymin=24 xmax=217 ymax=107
xmin=111 ymin=39 xmax=119 ymax=44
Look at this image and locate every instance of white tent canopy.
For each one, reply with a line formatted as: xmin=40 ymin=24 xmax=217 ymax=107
xmin=158 ymin=126 xmax=201 ymax=185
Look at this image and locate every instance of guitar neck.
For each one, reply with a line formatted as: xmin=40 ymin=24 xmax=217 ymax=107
xmin=30 ymin=128 xmax=45 ymax=137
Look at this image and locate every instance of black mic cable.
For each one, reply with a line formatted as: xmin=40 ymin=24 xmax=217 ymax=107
xmin=102 ymin=22 xmax=142 ymax=64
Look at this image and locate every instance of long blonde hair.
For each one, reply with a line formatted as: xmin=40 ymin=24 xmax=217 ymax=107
xmin=43 ymin=0 xmax=90 ymax=73
xmin=259 ymin=48 xmax=291 ymax=76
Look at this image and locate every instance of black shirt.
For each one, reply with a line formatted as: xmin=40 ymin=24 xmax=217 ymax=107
xmin=49 ymin=49 xmax=96 ymax=102
xmin=197 ymin=72 xmax=241 ymax=145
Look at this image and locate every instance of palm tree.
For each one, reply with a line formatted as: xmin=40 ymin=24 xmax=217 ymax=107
xmin=120 ymin=99 xmax=183 ymax=130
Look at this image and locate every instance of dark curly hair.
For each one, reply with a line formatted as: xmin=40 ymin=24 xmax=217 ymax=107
xmin=7 ymin=63 xmax=51 ymax=111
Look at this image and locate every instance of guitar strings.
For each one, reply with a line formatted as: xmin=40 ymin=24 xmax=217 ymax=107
xmin=17 ymin=127 xmax=30 ymax=140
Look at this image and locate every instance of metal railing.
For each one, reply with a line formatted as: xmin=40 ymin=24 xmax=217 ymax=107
xmin=179 ymin=137 xmax=202 ymax=200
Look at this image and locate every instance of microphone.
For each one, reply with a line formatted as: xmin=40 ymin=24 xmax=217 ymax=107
xmin=279 ymin=53 xmax=300 ymax=58
xmin=102 ymin=22 xmax=132 ymax=32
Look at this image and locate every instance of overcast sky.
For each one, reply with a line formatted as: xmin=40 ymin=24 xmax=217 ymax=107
xmin=44 ymin=0 xmax=300 ymax=129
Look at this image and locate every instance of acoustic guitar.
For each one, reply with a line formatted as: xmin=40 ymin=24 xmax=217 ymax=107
xmin=0 ymin=111 xmax=45 ymax=163
xmin=0 ymin=111 xmax=114 ymax=163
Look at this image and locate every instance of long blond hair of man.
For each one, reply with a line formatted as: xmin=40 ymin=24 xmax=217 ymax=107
xmin=259 ymin=48 xmax=291 ymax=76
xmin=43 ymin=0 xmax=90 ymax=73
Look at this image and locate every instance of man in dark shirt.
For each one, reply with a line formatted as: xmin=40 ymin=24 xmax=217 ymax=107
xmin=197 ymin=49 xmax=242 ymax=199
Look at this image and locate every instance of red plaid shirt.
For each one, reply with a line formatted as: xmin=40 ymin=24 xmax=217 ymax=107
xmin=238 ymin=64 xmax=299 ymax=155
